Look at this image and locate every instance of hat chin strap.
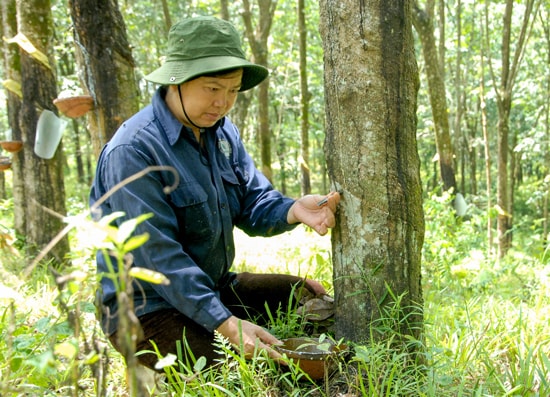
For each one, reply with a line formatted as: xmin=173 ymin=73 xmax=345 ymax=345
xmin=177 ymin=84 xmax=204 ymax=132
xmin=178 ymin=84 xmax=210 ymax=166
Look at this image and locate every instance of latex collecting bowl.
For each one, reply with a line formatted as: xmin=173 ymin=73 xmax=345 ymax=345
xmin=0 ymin=156 xmax=11 ymax=171
xmin=276 ymin=337 xmax=346 ymax=380
xmin=0 ymin=141 xmax=23 ymax=153
xmin=53 ymin=95 xmax=94 ymax=118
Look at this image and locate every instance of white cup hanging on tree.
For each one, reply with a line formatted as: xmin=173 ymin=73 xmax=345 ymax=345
xmin=34 ymin=109 xmax=67 ymax=159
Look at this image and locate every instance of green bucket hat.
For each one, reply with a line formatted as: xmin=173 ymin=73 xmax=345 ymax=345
xmin=144 ymin=16 xmax=268 ymax=92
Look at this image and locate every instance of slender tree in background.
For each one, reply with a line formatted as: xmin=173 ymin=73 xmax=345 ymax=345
xmin=56 ymin=40 xmax=92 ymax=184
xmin=485 ymin=0 xmax=540 ymax=258
xmin=3 ymin=0 xmax=70 ymax=264
xmin=479 ymin=33 xmax=494 ymax=256
xmin=413 ymin=0 xmax=457 ymax=194
xmin=220 ymin=0 xmax=230 ymax=20
xmin=217 ymin=1 xmax=254 ymax=146
xmin=0 ymin=165 xmax=4 ymax=199
xmin=543 ymin=9 xmax=550 ymax=246
xmin=453 ymin=0 xmax=468 ymax=195
xmin=159 ymin=0 xmax=172 ymax=32
xmin=319 ymin=0 xmax=424 ymax=344
xmin=297 ymin=0 xmax=311 ymax=195
xmin=68 ymin=119 xmax=87 ymax=184
xmin=68 ymin=0 xmax=140 ymax=158
xmin=241 ymin=0 xmax=277 ymax=182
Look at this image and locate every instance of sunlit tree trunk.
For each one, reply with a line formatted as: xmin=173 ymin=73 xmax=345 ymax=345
xmin=543 ymin=12 xmax=550 ymax=246
xmin=0 ymin=173 xmax=4 ymax=199
xmin=454 ymin=0 xmax=466 ymax=195
xmin=0 ymin=0 xmax=24 ymax=229
xmin=68 ymin=0 xmax=139 ymax=157
xmin=496 ymin=0 xmax=513 ymax=255
xmin=486 ymin=0 xmax=539 ymax=257
xmin=320 ymin=0 xmax=424 ymax=345
xmin=437 ymin=0 xmax=445 ymax=74
xmin=413 ymin=1 xmax=457 ymax=194
xmin=298 ymin=0 xmax=311 ymax=195
xmin=159 ymin=0 xmax=172 ymax=31
xmin=218 ymin=0 xmax=251 ymax=140
xmin=479 ymin=38 xmax=494 ymax=257
xmin=14 ymin=0 xmax=70 ymax=264
xmin=220 ymin=0 xmax=230 ymax=20
xmin=242 ymin=0 xmax=277 ymax=182
xmin=70 ymin=119 xmax=86 ymax=184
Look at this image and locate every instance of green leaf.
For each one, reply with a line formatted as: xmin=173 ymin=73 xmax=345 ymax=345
xmin=129 ymin=267 xmax=170 ymax=285
xmin=194 ymin=356 xmax=207 ymax=372
xmin=4 ymin=32 xmax=51 ymax=70
xmin=117 ymin=213 xmax=153 ymax=243
xmin=1 ymin=79 xmax=22 ymax=98
xmin=354 ymin=345 xmax=370 ymax=363
xmin=122 ymin=233 xmax=149 ymax=252
xmin=54 ymin=340 xmax=78 ymax=360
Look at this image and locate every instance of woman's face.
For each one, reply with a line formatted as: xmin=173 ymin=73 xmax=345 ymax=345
xmin=172 ymin=69 xmax=243 ymax=132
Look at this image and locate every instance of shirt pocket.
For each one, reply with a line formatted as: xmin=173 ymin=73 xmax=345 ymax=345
xmin=169 ymin=182 xmax=213 ymax=242
xmin=219 ymin=166 xmax=245 ymax=219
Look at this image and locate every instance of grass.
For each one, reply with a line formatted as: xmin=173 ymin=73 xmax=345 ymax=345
xmin=0 ymin=192 xmax=549 ymax=396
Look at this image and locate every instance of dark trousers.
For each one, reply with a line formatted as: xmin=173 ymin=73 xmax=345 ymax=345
xmin=109 ymin=272 xmax=313 ymax=371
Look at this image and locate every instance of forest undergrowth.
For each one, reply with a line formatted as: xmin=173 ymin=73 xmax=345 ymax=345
xmin=0 ymin=191 xmax=549 ymax=396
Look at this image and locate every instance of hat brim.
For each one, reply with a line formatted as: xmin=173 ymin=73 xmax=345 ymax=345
xmin=144 ymin=56 xmax=268 ymax=92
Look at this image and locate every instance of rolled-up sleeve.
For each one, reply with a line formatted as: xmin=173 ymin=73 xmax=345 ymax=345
xmin=227 ymin=127 xmax=297 ymax=236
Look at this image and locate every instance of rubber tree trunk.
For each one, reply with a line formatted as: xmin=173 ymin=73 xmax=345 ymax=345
xmin=412 ymin=1 xmax=457 ymax=194
xmin=319 ymin=0 xmax=424 ymax=345
xmin=242 ymin=0 xmax=277 ymax=182
xmin=0 ymin=0 xmax=24 ymax=230
xmin=68 ymin=0 xmax=139 ymax=157
xmin=298 ymin=0 xmax=311 ymax=196
xmin=15 ymin=0 xmax=70 ymax=265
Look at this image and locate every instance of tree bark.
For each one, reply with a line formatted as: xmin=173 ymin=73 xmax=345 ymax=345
xmin=159 ymin=0 xmax=172 ymax=31
xmin=543 ymin=11 xmax=550 ymax=247
xmin=479 ymin=46 xmax=494 ymax=257
xmin=68 ymin=0 xmax=139 ymax=158
xmin=495 ymin=0 xmax=514 ymax=257
xmin=412 ymin=1 xmax=457 ymax=193
xmin=241 ymin=0 xmax=277 ymax=182
xmin=15 ymin=0 xmax=70 ymax=264
xmin=487 ymin=0 xmax=539 ymax=257
xmin=454 ymin=0 xmax=465 ymax=194
xmin=298 ymin=0 xmax=311 ymax=195
xmin=220 ymin=0 xmax=230 ymax=20
xmin=320 ymin=0 xmax=424 ymax=344
xmin=0 ymin=0 xmax=24 ymax=229
xmin=71 ymin=119 xmax=86 ymax=184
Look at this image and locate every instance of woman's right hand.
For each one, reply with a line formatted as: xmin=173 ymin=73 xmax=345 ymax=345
xmin=216 ymin=315 xmax=284 ymax=362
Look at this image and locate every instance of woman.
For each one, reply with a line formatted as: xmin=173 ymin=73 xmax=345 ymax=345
xmin=90 ymin=16 xmax=340 ymax=370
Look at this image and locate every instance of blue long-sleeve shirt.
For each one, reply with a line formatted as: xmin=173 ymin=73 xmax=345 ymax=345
xmin=90 ymin=87 xmax=296 ymax=335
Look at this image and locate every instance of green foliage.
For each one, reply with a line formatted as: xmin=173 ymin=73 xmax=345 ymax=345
xmin=263 ymin=284 xmax=311 ymax=340
xmin=421 ymin=193 xmax=550 ymax=396
xmin=0 ymin=257 xmax=107 ymax=396
xmin=352 ymin=343 xmax=425 ymax=396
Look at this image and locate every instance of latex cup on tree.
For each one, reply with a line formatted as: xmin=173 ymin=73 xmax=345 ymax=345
xmin=34 ymin=110 xmax=67 ymax=159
